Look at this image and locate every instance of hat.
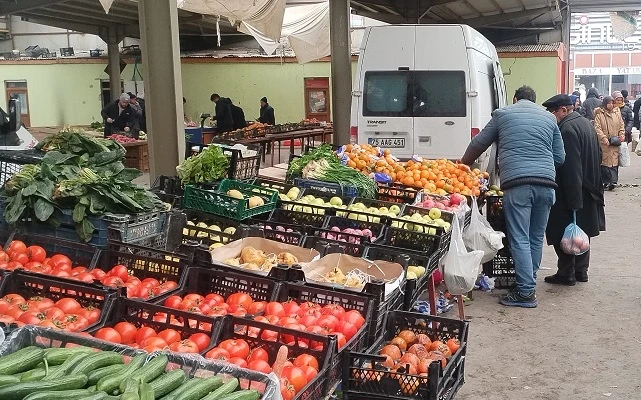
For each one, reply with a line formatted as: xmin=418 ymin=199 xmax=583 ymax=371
xmin=612 ymin=91 xmax=623 ymax=100
xmin=119 ymin=93 xmax=130 ymax=103
xmin=127 ymin=92 xmax=137 ymax=99
xmin=260 ymin=97 xmax=268 ymax=103
xmin=542 ymin=94 xmax=573 ymax=110
xmin=569 ymin=95 xmax=580 ymax=106
xmin=602 ymin=96 xmax=614 ymax=108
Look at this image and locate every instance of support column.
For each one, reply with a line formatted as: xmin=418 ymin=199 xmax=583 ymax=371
xmin=106 ymin=27 xmax=122 ymax=101
xmin=138 ymin=0 xmax=185 ymax=180
xmin=329 ymin=0 xmax=352 ymax=145
xmin=561 ymin=3 xmax=571 ymax=93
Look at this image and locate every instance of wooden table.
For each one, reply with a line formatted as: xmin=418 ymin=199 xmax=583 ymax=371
xmin=239 ymin=128 xmax=332 ymax=165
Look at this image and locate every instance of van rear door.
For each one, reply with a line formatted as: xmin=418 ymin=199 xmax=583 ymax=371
xmin=358 ymin=26 xmax=415 ymax=158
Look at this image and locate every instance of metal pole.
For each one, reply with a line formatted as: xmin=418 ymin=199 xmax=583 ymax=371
xmin=138 ymin=0 xmax=185 ymax=181
xmin=106 ymin=27 xmax=121 ymax=101
xmin=329 ymin=0 xmax=352 ymax=145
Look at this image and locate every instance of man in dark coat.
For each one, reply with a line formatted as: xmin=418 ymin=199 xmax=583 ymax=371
xmin=227 ymin=99 xmax=247 ymax=130
xmin=210 ymin=93 xmax=234 ymax=133
xmin=101 ymin=93 xmax=136 ymax=137
xmin=582 ymin=87 xmax=601 ymax=121
xmin=633 ymin=96 xmax=641 ymax=131
xmin=258 ymin=96 xmax=276 ymax=125
xmin=542 ymin=94 xmax=605 ymax=285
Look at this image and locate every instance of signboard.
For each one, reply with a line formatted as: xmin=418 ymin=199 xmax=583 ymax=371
xmin=574 ymin=67 xmax=641 ymax=76
xmin=571 ymin=13 xmax=641 ymax=51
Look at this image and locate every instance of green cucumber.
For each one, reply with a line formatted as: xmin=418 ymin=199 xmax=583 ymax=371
xmin=43 ymin=347 xmax=93 ymax=365
xmin=0 ymin=347 xmax=44 ymax=375
xmin=200 ymin=378 xmax=239 ymax=400
xmin=70 ymin=351 xmax=123 ymax=375
xmin=96 ymin=353 xmax=146 ymax=395
xmin=174 ymin=376 xmax=223 ymax=400
xmin=138 ymin=381 xmax=154 ymax=400
xmin=0 ymin=374 xmax=88 ymax=400
xmin=161 ymin=377 xmax=204 ymax=400
xmin=79 ymin=393 xmax=113 ymax=400
xmin=87 ymin=364 xmax=126 ymax=386
xmin=23 ymin=389 xmax=93 ymax=400
xmin=149 ymin=369 xmax=185 ymax=398
xmin=19 ymin=366 xmax=61 ymax=382
xmin=0 ymin=375 xmax=20 ymax=387
xmin=121 ymin=378 xmax=141 ymax=400
xmin=42 ymin=352 xmax=89 ymax=381
xmin=219 ymin=390 xmax=260 ymax=400
xmin=120 ymin=354 xmax=168 ymax=392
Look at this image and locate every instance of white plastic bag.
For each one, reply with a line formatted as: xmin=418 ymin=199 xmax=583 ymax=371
xmin=463 ymin=201 xmax=505 ymax=264
xmin=443 ymin=216 xmax=484 ymax=295
xmin=619 ymin=141 xmax=630 ymax=167
xmin=560 ymin=211 xmax=590 ymax=256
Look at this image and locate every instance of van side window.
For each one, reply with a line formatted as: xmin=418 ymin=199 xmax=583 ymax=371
xmin=363 ymin=71 xmax=411 ymax=117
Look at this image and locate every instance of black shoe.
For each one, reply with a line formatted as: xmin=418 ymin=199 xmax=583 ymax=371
xmin=575 ymin=272 xmax=588 ymax=282
xmin=608 ymin=184 xmax=616 ymax=191
xmin=544 ymin=274 xmax=576 ymax=286
xmin=499 ymin=290 xmax=538 ymax=308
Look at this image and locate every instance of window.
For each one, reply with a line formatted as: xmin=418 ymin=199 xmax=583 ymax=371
xmin=363 ymin=71 xmax=466 ymax=117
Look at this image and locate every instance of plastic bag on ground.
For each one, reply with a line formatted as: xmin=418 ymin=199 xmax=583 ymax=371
xmin=443 ymin=216 xmax=484 ymax=295
xmin=619 ymin=141 xmax=630 ymax=167
xmin=560 ymin=211 xmax=590 ymax=256
xmin=462 ymin=200 xmax=505 ymax=264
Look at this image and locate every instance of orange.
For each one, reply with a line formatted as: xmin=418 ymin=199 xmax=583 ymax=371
xmin=347 ymin=160 xmax=357 ymax=168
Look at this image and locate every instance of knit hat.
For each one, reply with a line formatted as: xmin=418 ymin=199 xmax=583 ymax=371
xmin=602 ymin=96 xmax=614 ymax=108
xmin=611 ymin=91 xmax=623 ymax=100
xmin=569 ymin=95 xmax=580 ymax=106
xmin=260 ymin=97 xmax=268 ymax=103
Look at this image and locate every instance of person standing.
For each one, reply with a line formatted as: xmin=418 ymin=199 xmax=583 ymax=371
xmin=210 ymin=93 xmax=234 ymax=133
xmin=101 ymin=93 xmax=135 ymax=137
xmin=127 ymin=92 xmax=144 ymax=138
xmin=621 ymin=89 xmax=631 ymax=108
xmin=583 ymin=88 xmax=601 ymax=121
xmin=258 ymin=97 xmax=276 ymax=125
xmin=542 ymin=94 xmax=605 ymax=286
xmin=228 ymin=99 xmax=247 ymax=130
xmin=594 ymin=96 xmax=625 ymax=191
xmin=633 ymin=96 xmax=641 ymax=132
xmin=460 ymin=86 xmax=565 ymax=308
xmin=571 ymin=94 xmax=585 ymax=117
xmin=612 ymin=91 xmax=634 ymax=143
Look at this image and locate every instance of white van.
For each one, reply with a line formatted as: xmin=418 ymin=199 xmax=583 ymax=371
xmin=350 ymin=24 xmax=507 ymax=172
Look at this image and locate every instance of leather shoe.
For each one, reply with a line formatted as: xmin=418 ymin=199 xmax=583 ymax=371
xmin=575 ymin=272 xmax=588 ymax=282
xmin=544 ymin=274 xmax=576 ymax=286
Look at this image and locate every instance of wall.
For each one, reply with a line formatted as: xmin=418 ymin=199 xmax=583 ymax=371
xmin=498 ymin=56 xmax=559 ymax=104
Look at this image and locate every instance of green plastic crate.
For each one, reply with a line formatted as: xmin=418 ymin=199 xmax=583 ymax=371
xmin=183 ymin=179 xmax=278 ymax=220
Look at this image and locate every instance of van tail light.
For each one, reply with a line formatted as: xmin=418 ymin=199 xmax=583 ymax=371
xmin=471 ymin=128 xmax=480 ymax=138
xmin=350 ymin=126 xmax=358 ymax=144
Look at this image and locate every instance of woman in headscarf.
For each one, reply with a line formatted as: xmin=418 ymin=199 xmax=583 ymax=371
xmin=594 ymin=96 xmax=625 ymax=190
xmin=612 ymin=91 xmax=634 ymax=143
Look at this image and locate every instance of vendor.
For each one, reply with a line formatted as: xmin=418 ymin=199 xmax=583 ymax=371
xmin=229 ymin=99 xmax=247 ymax=130
xmin=101 ymin=93 xmax=135 ymax=138
xmin=210 ymin=93 xmax=234 ymax=133
xmin=127 ymin=92 xmax=144 ymax=139
xmin=258 ymin=97 xmax=276 ymax=125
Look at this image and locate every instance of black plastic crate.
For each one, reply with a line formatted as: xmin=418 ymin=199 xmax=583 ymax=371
xmin=376 ymin=183 xmax=418 ymax=204
xmin=346 ymin=197 xmax=406 ymax=221
xmin=482 ymin=246 xmax=515 ymax=289
xmin=182 ymin=209 xmax=242 ymax=248
xmin=322 ymin=215 xmax=387 ymax=244
xmin=186 ymin=141 xmax=262 ymax=181
xmin=240 ymin=223 xmax=306 ymax=246
xmin=0 ymin=270 xmax=119 ymax=331
xmin=7 ymin=232 xmax=101 ymax=268
xmin=150 ymin=175 xmax=184 ymax=209
xmin=343 ymin=311 xmax=469 ymax=400
xmin=0 ymin=149 xmax=44 ymax=187
xmin=485 ymin=195 xmax=505 ymax=232
xmin=252 ymin=178 xmax=298 ymax=195
xmin=384 ymin=227 xmax=442 ymax=256
xmin=301 ymin=235 xmax=368 ymax=257
xmin=268 ymin=207 xmax=330 ymax=229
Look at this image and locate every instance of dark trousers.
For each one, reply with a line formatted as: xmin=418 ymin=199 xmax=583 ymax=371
xmin=553 ymin=243 xmax=590 ymax=278
xmin=601 ymin=165 xmax=619 ymax=186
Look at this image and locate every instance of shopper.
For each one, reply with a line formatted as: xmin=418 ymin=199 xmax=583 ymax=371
xmin=210 ymin=93 xmax=234 ymax=133
xmin=228 ymin=99 xmax=248 ymax=130
xmin=460 ymin=86 xmax=565 ymax=308
xmin=594 ymin=96 xmax=625 ymax=191
xmin=634 ymin=96 xmax=641 ymax=132
xmin=612 ymin=91 xmax=634 ymax=143
xmin=621 ymin=89 xmax=631 ymax=108
xmin=571 ymin=94 xmax=585 ymax=117
xmin=258 ymin=97 xmax=276 ymax=125
xmin=542 ymin=94 xmax=605 ymax=286
xmin=583 ymin=88 xmax=601 ymax=121
xmin=101 ymin=93 xmax=135 ymax=138
xmin=127 ymin=92 xmax=144 ymax=138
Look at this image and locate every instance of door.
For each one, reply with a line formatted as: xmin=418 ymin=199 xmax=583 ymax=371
xmin=304 ymin=77 xmax=330 ymax=122
xmin=101 ymin=80 xmax=125 ymax=108
xmin=5 ymin=81 xmax=30 ymax=127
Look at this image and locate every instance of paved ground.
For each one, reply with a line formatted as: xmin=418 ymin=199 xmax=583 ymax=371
xmin=457 ymin=151 xmax=641 ymax=399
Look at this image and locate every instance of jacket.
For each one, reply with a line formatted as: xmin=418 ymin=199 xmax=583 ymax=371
xmin=461 ymin=100 xmax=565 ymax=189
xmin=634 ymin=98 xmax=641 ymax=130
xmin=214 ymin=98 xmax=234 ymax=133
xmin=594 ymin=107 xmax=625 ymax=167
xmin=620 ymin=104 xmax=633 ymax=133
xmin=259 ymin=104 xmax=276 ymax=125
xmin=101 ymin=101 xmax=135 ymax=136
xmin=230 ymin=103 xmax=247 ymax=130
xmin=546 ymin=112 xmax=605 ymax=245
xmin=583 ymin=88 xmax=601 ymax=120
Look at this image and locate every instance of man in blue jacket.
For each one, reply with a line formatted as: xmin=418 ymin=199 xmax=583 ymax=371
xmin=461 ymin=86 xmax=565 ymax=308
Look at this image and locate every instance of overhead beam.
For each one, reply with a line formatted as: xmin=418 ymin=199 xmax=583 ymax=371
xmin=351 ymin=10 xmax=418 ymax=24
xmin=19 ymin=14 xmax=101 ymax=35
xmin=39 ymin=6 xmax=137 ymax=25
xmin=0 ymin=0 xmax=68 ymax=14
xmin=462 ymin=7 xmax=556 ymax=27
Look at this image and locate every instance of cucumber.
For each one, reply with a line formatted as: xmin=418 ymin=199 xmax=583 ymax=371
xmin=43 ymin=347 xmax=93 ymax=365
xmin=121 ymin=378 xmax=141 ymax=400
xmin=120 ymin=354 xmax=168 ymax=392
xmin=87 ymin=364 xmax=126 ymax=386
xmin=79 ymin=393 xmax=112 ymax=400
xmin=20 ymin=366 xmax=61 ymax=382
xmin=0 ymin=375 xmax=20 ymax=387
xmin=200 ymin=378 xmax=239 ymax=400
xmin=23 ymin=389 xmax=93 ymax=400
xmin=138 ymin=381 xmax=154 ymax=400
xmin=174 ymin=376 xmax=223 ymax=400
xmin=161 ymin=377 xmax=204 ymax=400
xmin=70 ymin=351 xmax=123 ymax=375
xmin=0 ymin=347 xmax=44 ymax=375
xmin=0 ymin=374 xmax=88 ymax=400
xmin=96 ymin=353 xmax=146 ymax=395
xmin=149 ymin=369 xmax=185 ymax=398
xmin=219 ymin=390 xmax=260 ymax=400
xmin=42 ymin=352 xmax=89 ymax=381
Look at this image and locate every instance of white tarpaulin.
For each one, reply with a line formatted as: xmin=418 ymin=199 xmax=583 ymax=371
xmin=241 ymin=2 xmax=330 ymax=64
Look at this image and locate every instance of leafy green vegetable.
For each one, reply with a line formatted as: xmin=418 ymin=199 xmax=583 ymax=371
xmin=287 ymin=144 xmax=340 ymax=178
xmin=302 ymin=158 xmax=378 ymax=199
xmin=176 ymin=145 xmax=230 ymax=184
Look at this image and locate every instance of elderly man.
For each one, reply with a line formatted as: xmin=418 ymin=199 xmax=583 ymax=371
xmin=101 ymin=93 xmax=135 ymax=137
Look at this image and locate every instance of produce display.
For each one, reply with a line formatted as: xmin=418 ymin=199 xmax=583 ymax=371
xmin=389 ymin=207 xmax=451 ymax=234
xmin=281 ymin=193 xmax=349 ymax=215
xmin=107 ymin=134 xmax=143 ymax=144
xmin=415 ymin=192 xmax=468 ymax=213
xmin=94 ymin=323 xmax=209 ymax=353
xmin=162 ymin=292 xmax=261 ymax=318
xmin=92 ymin=264 xmax=179 ymax=299
xmin=177 ymin=144 xmax=230 ymax=185
xmin=223 ymin=247 xmax=299 ymax=272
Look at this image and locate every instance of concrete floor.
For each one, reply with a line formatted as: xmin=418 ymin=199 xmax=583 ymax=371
xmin=457 ymin=152 xmax=641 ymax=399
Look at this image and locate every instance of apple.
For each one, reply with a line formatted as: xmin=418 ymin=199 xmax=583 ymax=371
xmin=389 ymin=205 xmax=401 ymax=215
xmin=329 ymin=196 xmax=343 ymax=206
xmin=429 ymin=208 xmax=442 ymax=220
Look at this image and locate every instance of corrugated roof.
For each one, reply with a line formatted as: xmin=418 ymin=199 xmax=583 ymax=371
xmin=496 ymin=43 xmax=562 ymax=53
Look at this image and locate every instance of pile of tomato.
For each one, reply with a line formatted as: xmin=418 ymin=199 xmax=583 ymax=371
xmin=0 ymin=293 xmax=102 ymax=331
xmin=162 ymin=292 xmax=260 ymax=318
xmin=94 ymin=264 xmax=178 ymax=300
xmin=93 ymin=322 xmax=211 ymax=353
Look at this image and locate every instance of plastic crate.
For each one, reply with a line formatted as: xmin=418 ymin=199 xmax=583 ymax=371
xmin=343 ymin=311 xmax=469 ymax=400
xmin=376 ymin=183 xmax=419 ymax=204
xmin=183 ymin=179 xmax=277 ymax=220
xmin=181 ymin=209 xmax=242 ymax=248
xmin=0 ymin=270 xmax=119 ymax=331
xmin=240 ymin=224 xmax=306 ymax=246
xmin=7 ymin=233 xmax=100 ymax=268
xmin=322 ymin=215 xmax=387 ymax=243
xmin=279 ymin=190 xmax=349 ymax=219
xmin=302 ymin=235 xmax=368 ymax=257
xmin=482 ymin=246 xmax=515 ymax=289
xmin=485 ymin=195 xmax=505 ymax=232
xmin=151 ymin=175 xmax=184 ymax=209
xmin=268 ymin=207 xmax=330 ymax=229
xmin=252 ymin=178 xmax=298 ymax=195
xmin=293 ymin=177 xmax=359 ymax=198
xmin=343 ymin=197 xmax=406 ymax=221
xmin=187 ymin=141 xmax=262 ymax=181
xmin=0 ymin=149 xmax=44 ymax=187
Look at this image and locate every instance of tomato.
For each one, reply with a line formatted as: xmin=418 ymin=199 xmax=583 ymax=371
xmin=336 ymin=321 xmax=358 ymax=340
xmin=218 ymin=339 xmax=250 ymax=360
xmin=280 ymin=378 xmax=295 ymax=400
xmin=278 ymin=317 xmax=299 ymax=327
xmin=90 ymin=269 xmax=107 ymax=280
xmin=0 ymin=252 xmax=9 ymax=263
xmin=158 ymin=281 xmax=178 ymax=292
xmin=299 ymin=315 xmax=319 ymax=328
xmin=4 ymin=306 xmax=23 ymax=320
xmin=248 ymin=359 xmax=272 ymax=374
xmin=81 ymin=306 xmax=101 ymax=324
xmin=227 ymin=293 xmax=253 ymax=309
xmin=183 ymin=293 xmax=204 ymax=304
xmin=316 ymin=315 xmax=339 ymax=332
xmin=294 ymin=354 xmax=319 ymax=371
xmin=164 ymin=295 xmax=183 ymax=309
xmin=205 ymin=347 xmax=230 ymax=361
xmin=265 ymin=302 xmax=285 ymax=318
xmin=39 ymin=319 xmax=65 ymax=330
xmin=26 ymin=246 xmax=47 ymax=263
xmin=27 ymin=296 xmax=54 ymax=312
xmin=95 ymin=327 xmax=122 ymax=343
xmin=6 ymin=262 xmax=22 ymax=271
xmin=114 ymin=322 xmax=138 ymax=344
xmin=71 ymin=266 xmax=88 ymax=276
xmin=141 ymin=278 xmax=161 ymax=288
xmin=205 ymin=293 xmax=224 ymax=304
xmin=0 ymin=315 xmax=14 ymax=324
xmin=322 ymin=304 xmax=345 ymax=318
xmin=334 ymin=332 xmax=347 ymax=348
xmin=141 ymin=336 xmax=168 ymax=349
xmin=65 ymin=314 xmax=89 ymax=332
xmin=301 ymin=365 xmax=318 ymax=382
xmin=135 ymin=286 xmax=157 ymax=300
xmin=108 ymin=265 xmax=129 ymax=281
xmin=0 ymin=299 xmax=9 ymax=314
xmin=299 ymin=301 xmax=321 ymax=315
xmin=18 ymin=312 xmax=42 ymax=325
xmin=135 ymin=326 xmax=157 ymax=345
xmin=247 ymin=301 xmax=266 ymax=315
xmin=282 ymin=324 xmax=304 ymax=344
xmin=3 ymin=294 xmax=25 ymax=304
xmin=170 ymin=339 xmax=199 ymax=353
xmin=49 ymin=254 xmax=72 ymax=271
xmin=39 ymin=307 xmax=65 ymax=322
xmin=446 ymin=338 xmax=461 ymax=354
xmin=248 ymin=347 xmax=269 ymax=364
xmin=8 ymin=240 xmax=27 ymax=254
xmin=76 ymin=272 xmax=95 ymax=283
xmin=282 ymin=366 xmax=308 ymax=393
xmin=56 ymin=298 xmax=81 ymax=314
xmin=341 ymin=310 xmax=365 ymax=330
xmin=228 ymin=357 xmax=248 ymax=368
xmin=11 ymin=252 xmax=29 ymax=265
xmin=282 ymin=301 xmax=301 ymax=317
xmin=158 ymin=329 xmax=181 ymax=346
xmin=189 ymin=333 xmax=210 ymax=352
xmin=207 ymin=306 xmax=228 ymax=317
xmin=260 ymin=328 xmax=278 ymax=342
xmin=102 ymin=276 xmax=125 ymax=288
xmin=51 ymin=268 xmax=71 ymax=278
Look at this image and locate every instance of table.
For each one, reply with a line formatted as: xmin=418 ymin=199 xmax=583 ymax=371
xmin=238 ymin=128 xmax=332 ymax=166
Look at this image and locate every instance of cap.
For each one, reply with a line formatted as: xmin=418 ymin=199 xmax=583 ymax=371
xmin=127 ymin=92 xmax=136 ymax=99
xmin=260 ymin=97 xmax=268 ymax=103
xmin=542 ymin=94 xmax=573 ymax=109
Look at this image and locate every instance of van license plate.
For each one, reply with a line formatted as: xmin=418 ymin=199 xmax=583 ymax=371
xmin=368 ymin=138 xmax=405 ymax=148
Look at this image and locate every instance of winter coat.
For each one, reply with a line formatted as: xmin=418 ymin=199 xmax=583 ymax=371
xmin=258 ymin=104 xmax=276 ymax=125
xmin=101 ymin=101 xmax=135 ymax=137
xmin=583 ymin=88 xmax=601 ymax=121
xmin=230 ymin=103 xmax=247 ymax=130
xmin=214 ymin=98 xmax=234 ymax=133
xmin=633 ymin=98 xmax=641 ymax=130
xmin=461 ymin=99 xmax=565 ymax=189
xmin=546 ymin=112 xmax=605 ymax=245
xmin=594 ymin=107 xmax=625 ymax=167
xmin=620 ymin=104 xmax=634 ymax=133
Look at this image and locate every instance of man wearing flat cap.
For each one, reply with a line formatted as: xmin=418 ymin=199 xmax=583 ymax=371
xmin=542 ymin=94 xmax=605 ymax=286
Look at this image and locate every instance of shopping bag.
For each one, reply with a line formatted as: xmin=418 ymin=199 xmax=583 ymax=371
xmin=443 ymin=216 xmax=484 ymax=295
xmin=619 ymin=141 xmax=630 ymax=167
xmin=463 ymin=200 xmax=505 ymax=264
xmin=632 ymin=129 xmax=640 ymax=153
xmin=560 ymin=211 xmax=590 ymax=256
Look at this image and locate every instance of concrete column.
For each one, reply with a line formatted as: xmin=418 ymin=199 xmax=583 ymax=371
xmin=561 ymin=5 xmax=571 ymax=92
xmin=329 ymin=0 xmax=352 ymax=145
xmin=106 ymin=27 xmax=122 ymax=101
xmin=138 ymin=0 xmax=185 ymax=180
